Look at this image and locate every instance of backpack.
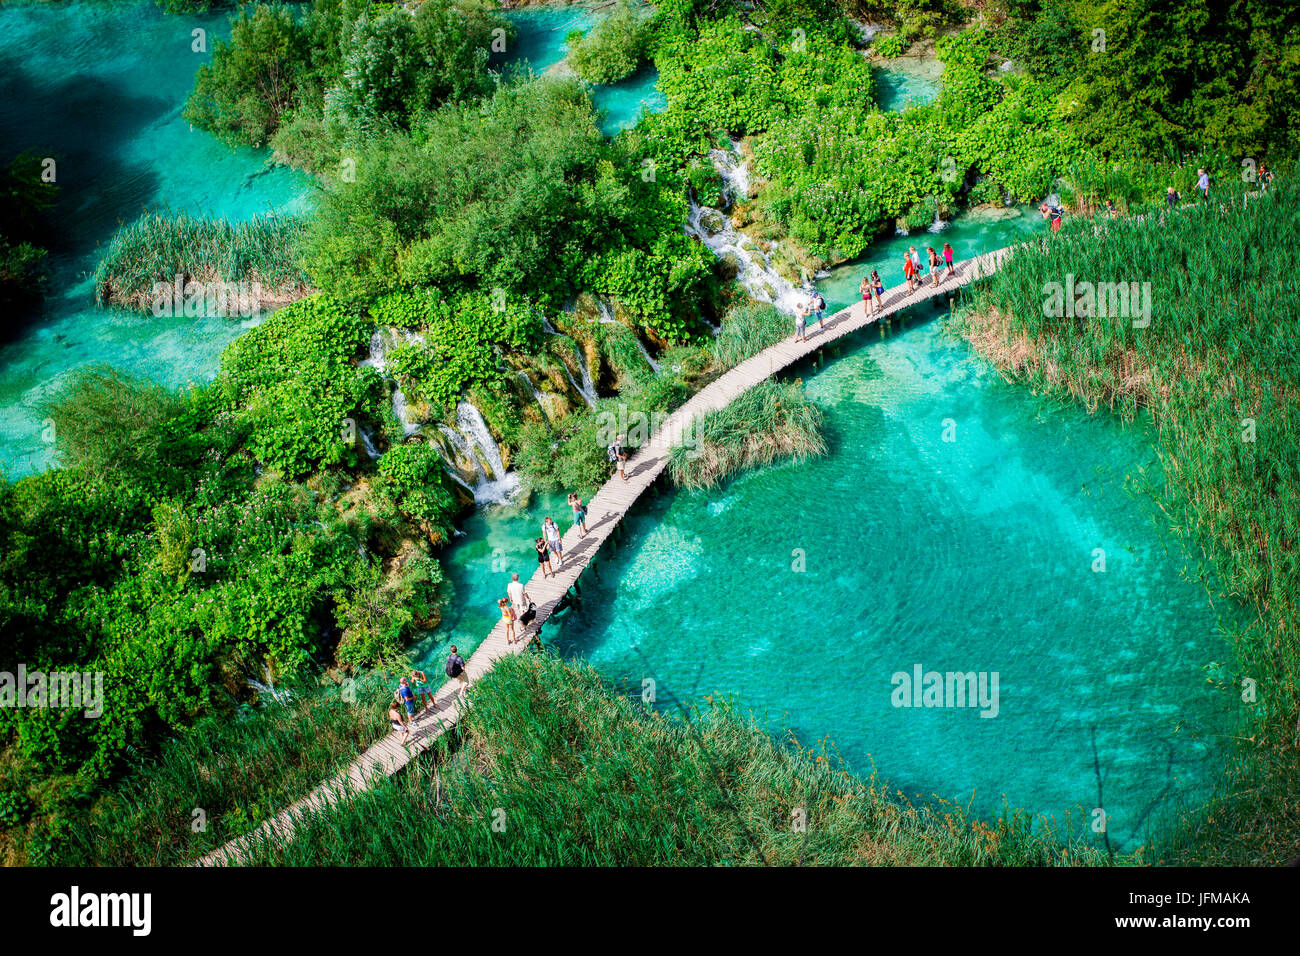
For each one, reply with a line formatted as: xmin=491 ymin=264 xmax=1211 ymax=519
xmin=446 ymin=656 xmax=463 ymax=678
xmin=607 ymin=444 xmax=620 ymax=462
xmin=813 ymin=295 xmax=825 ymax=311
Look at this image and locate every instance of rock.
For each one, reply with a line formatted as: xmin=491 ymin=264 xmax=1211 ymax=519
xmin=697 ymin=208 xmax=727 ymax=235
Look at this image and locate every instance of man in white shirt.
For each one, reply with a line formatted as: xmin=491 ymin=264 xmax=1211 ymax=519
xmin=507 ymin=572 xmax=529 ymax=615
xmin=1197 ymin=168 xmax=1209 ymax=200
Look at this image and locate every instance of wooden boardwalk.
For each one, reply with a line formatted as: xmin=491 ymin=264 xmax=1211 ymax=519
xmin=196 ymin=245 xmax=1013 ymax=866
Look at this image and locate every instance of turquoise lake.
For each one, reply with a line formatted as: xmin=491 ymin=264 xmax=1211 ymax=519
xmin=0 ymin=0 xmax=1234 ymax=852
xmin=0 ymin=0 xmax=312 ymax=477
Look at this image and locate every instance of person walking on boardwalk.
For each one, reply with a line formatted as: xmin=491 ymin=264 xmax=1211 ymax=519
xmin=794 ymin=299 xmax=809 ymax=342
xmin=499 ymin=597 xmax=518 ymax=645
xmin=927 ymin=246 xmax=941 ymax=287
xmin=860 ymin=276 xmax=874 ymax=316
xmin=446 ymin=645 xmax=468 ymax=693
xmin=388 ymin=702 xmax=411 ymax=745
xmin=909 ymin=246 xmax=923 ymax=283
xmin=810 ymin=289 xmax=827 ymax=332
xmin=943 ymin=241 xmax=955 ymax=277
xmin=395 ymin=676 xmax=417 ymax=722
xmin=543 ymin=516 xmax=564 ymax=567
xmin=608 ymin=436 xmax=628 ymax=481
xmin=411 ymin=668 xmax=436 ymax=711
xmin=871 ymin=270 xmax=885 ymax=312
xmin=535 ymin=535 xmax=554 ymax=578
xmin=1197 ymin=168 xmax=1210 ymax=201
xmin=902 ymin=250 xmax=917 ymax=291
xmin=568 ymin=492 xmax=588 ymax=536
xmin=508 ymin=571 xmax=530 ymax=616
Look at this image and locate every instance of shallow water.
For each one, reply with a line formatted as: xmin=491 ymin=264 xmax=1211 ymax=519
xmin=0 ymin=0 xmax=312 ymax=476
xmin=873 ymin=56 xmax=943 ymax=111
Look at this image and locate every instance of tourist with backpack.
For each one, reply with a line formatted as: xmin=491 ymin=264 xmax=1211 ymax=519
xmin=810 ymin=290 xmax=826 ymax=331
xmin=927 ymin=246 xmax=942 ymax=287
xmin=395 ymin=676 xmax=417 ymax=720
xmin=568 ymin=492 xmax=588 ymax=537
xmin=446 ymin=646 xmax=468 ymax=692
xmin=543 ymin=516 xmax=564 ymax=568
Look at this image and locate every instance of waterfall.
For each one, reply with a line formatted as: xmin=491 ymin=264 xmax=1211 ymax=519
xmin=516 ymin=370 xmax=547 ymax=412
xmin=358 ymin=427 xmax=380 ymax=460
xmin=455 ymin=401 xmax=520 ymax=505
xmin=360 ymin=326 xmax=424 ymax=436
xmin=631 ymin=336 xmax=661 ymax=373
xmin=926 ymin=204 xmax=949 ymax=233
xmin=684 ymin=141 xmax=808 ymax=314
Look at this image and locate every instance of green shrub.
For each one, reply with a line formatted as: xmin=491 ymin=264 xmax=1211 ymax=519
xmin=567 ymin=2 xmax=652 ymax=85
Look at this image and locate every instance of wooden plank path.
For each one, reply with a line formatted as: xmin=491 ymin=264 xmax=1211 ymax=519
xmin=195 ymin=245 xmax=1013 ymax=866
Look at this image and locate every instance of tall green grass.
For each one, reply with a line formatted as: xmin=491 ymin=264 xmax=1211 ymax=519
xmin=957 ymin=179 xmax=1300 ymax=864
xmin=711 ymin=301 xmax=792 ymax=369
xmin=93 ymin=211 xmax=308 ymax=311
xmin=669 ymin=379 xmax=827 ymax=490
xmin=33 ymin=673 xmax=392 ymax=866
xmin=230 ymin=653 xmax=1112 ymax=866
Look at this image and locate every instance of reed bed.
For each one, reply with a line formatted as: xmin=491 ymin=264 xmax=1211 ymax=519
xmin=232 ymin=652 xmax=1111 ymax=866
xmin=711 ymin=302 xmax=791 ymax=370
xmin=956 ymin=180 xmax=1300 ymax=864
xmin=41 ymin=673 xmax=392 ymax=866
xmin=93 ymin=211 xmax=310 ymax=312
xmin=668 ymin=379 xmax=827 ymax=490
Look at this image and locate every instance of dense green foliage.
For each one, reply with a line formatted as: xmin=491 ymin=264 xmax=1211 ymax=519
xmin=216 ymin=294 xmax=387 ymax=478
xmin=303 ymin=77 xmax=716 ymax=342
xmin=28 ymin=673 xmax=391 ymax=866
xmin=959 ymin=178 xmax=1300 ymax=864
xmin=93 ymin=211 xmax=308 ymax=311
xmin=567 ymin=1 xmax=652 ymax=85
xmin=231 ymin=652 xmax=1111 ymax=865
xmin=185 ymin=0 xmax=512 ymax=163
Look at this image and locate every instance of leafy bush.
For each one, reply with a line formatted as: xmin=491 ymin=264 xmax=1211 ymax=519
xmin=567 ymin=2 xmax=652 ymax=85
xmin=217 ymin=294 xmax=386 ymax=478
xmin=873 ymin=33 xmax=909 ymax=58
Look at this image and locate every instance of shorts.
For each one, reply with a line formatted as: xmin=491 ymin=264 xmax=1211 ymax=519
xmin=537 ymin=550 xmax=549 ymax=563
xmin=402 ymin=699 xmax=415 ymax=716
xmin=574 ymin=510 xmax=586 ymax=524
xmin=413 ymin=683 xmax=431 ymax=696
xmin=616 ymin=459 xmax=625 ymax=473
xmin=547 ymin=538 xmax=562 ymax=554
xmin=391 ymin=721 xmax=405 ymax=733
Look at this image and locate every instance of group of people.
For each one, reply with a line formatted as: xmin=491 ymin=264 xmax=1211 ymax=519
xmin=792 ymin=242 xmax=958 ymax=343
xmin=386 ymin=651 xmax=467 ymax=745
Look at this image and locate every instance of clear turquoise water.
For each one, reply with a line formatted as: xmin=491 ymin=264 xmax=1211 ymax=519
xmin=498 ymin=6 xmax=667 ymax=135
xmin=873 ymin=57 xmax=943 ymax=111
xmin=427 ymin=212 xmax=1233 ymax=850
xmin=0 ymin=0 xmax=312 ymax=477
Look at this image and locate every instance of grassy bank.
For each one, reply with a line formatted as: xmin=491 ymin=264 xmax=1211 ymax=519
xmin=956 ymin=180 xmax=1300 ymax=865
xmin=669 ymin=379 xmax=826 ymax=490
xmin=93 ymin=211 xmax=309 ymax=313
xmin=230 ymin=652 xmax=1112 ymax=866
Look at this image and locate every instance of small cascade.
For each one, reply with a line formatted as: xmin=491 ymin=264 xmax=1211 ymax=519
xmin=516 ymin=370 xmax=547 ymax=412
xmin=361 ymin=326 xmax=424 ymax=436
xmin=684 ymin=141 xmax=808 ymax=314
xmin=926 ymin=204 xmax=949 ymax=233
xmin=358 ymin=427 xmax=381 ymax=460
xmin=455 ymin=402 xmax=520 ymax=505
xmin=632 ymin=336 xmax=661 ymax=373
